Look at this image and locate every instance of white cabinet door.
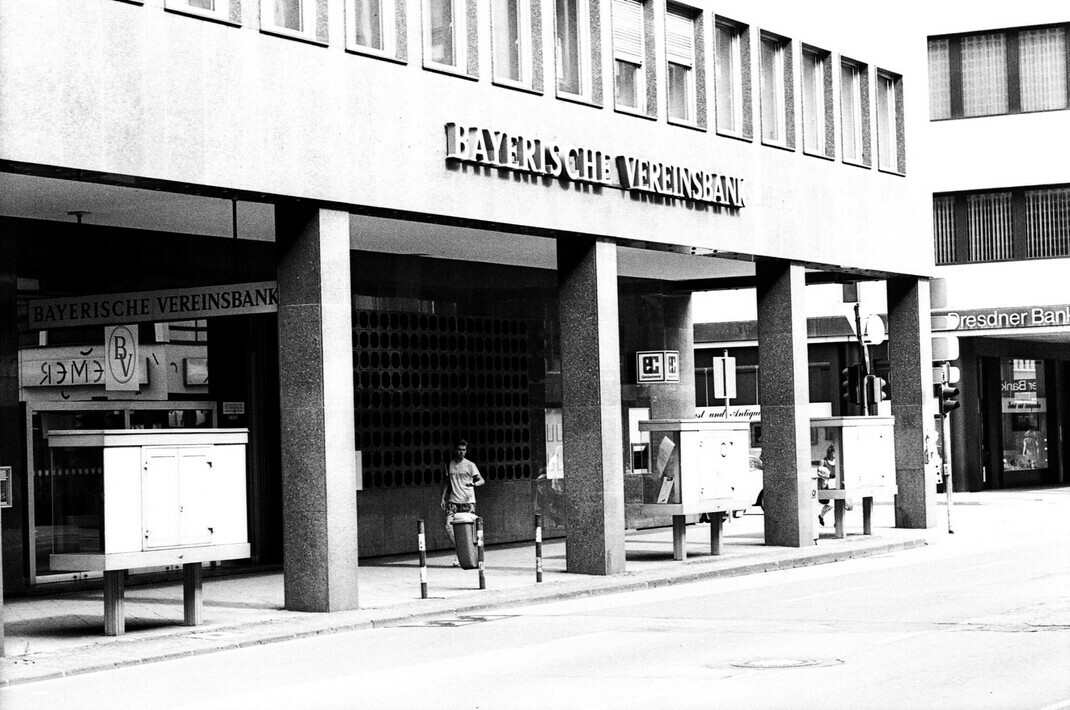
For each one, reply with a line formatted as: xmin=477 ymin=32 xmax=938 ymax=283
xmin=178 ymin=448 xmax=213 ymax=546
xmin=142 ymin=446 xmax=214 ymax=549
xmin=142 ymin=448 xmax=181 ymax=549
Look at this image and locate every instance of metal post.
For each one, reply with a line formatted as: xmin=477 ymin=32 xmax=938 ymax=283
xmin=943 ymin=453 xmax=954 ymax=534
xmin=417 ymin=519 xmax=428 ymax=599
xmin=476 ymin=517 xmax=486 ymax=590
xmin=535 ymin=513 xmax=543 ymax=583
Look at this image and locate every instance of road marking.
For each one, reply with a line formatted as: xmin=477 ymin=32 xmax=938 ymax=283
xmin=783 ymin=584 xmax=878 ymax=603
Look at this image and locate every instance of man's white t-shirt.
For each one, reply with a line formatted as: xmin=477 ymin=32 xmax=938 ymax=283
xmin=446 ymin=459 xmax=481 ymax=504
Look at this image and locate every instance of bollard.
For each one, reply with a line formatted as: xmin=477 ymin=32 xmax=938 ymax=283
xmin=476 ymin=517 xmax=486 ymax=590
xmin=535 ymin=513 xmax=543 ymax=583
xmin=417 ymin=519 xmax=428 ymax=599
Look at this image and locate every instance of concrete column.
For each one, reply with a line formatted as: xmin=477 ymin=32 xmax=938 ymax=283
xmin=654 ymin=293 xmax=696 ymax=419
xmin=887 ymin=277 xmax=937 ymax=529
xmin=756 ymin=261 xmax=814 ymax=547
xmin=558 ymin=238 xmax=626 ymax=575
xmin=276 ymin=204 xmax=360 ymax=611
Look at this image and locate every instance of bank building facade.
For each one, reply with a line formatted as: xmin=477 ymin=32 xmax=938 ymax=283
xmin=0 ymin=0 xmax=934 ymax=616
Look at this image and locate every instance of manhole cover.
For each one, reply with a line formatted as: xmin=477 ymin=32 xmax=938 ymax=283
xmin=729 ymin=658 xmax=843 ymax=669
xmin=400 ymin=614 xmax=516 ymax=628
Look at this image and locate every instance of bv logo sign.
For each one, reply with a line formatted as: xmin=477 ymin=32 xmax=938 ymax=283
xmin=105 ymin=325 xmax=139 ymax=391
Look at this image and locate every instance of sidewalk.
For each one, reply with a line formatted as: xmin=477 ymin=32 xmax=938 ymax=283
xmin=0 ymin=499 xmax=963 ymax=686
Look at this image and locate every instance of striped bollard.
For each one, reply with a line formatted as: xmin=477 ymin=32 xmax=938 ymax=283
xmin=535 ymin=513 xmax=543 ymax=583
xmin=476 ymin=517 xmax=486 ymax=590
xmin=417 ymin=519 xmax=428 ymax=599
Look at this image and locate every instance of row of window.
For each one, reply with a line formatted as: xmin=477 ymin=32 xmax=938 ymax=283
xmin=933 ymin=186 xmax=1070 ymax=264
xmin=929 ymin=23 xmax=1070 ymax=120
xmin=140 ymin=0 xmax=905 ymax=172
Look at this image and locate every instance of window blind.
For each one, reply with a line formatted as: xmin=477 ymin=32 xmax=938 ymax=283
xmin=967 ymin=192 xmax=1013 ymax=262
xmin=928 ymin=39 xmax=951 ymax=119
xmin=962 ymin=33 xmax=1008 ymax=117
xmin=613 ymin=0 xmax=644 ymax=65
xmin=1027 ymin=187 xmax=1070 ymax=258
xmin=1020 ymin=28 xmax=1067 ymax=112
xmin=933 ymin=196 xmax=956 ymax=264
xmin=665 ymin=6 xmax=693 ymax=67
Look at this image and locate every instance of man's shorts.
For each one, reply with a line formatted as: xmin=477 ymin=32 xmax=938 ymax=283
xmin=446 ymin=502 xmax=476 ymax=516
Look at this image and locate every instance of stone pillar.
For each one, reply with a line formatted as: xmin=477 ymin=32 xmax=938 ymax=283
xmin=887 ymin=277 xmax=937 ymax=529
xmin=276 ymin=204 xmax=360 ymax=611
xmin=558 ymin=238 xmax=626 ymax=575
xmin=654 ymin=293 xmax=696 ymax=419
xmin=756 ymin=260 xmax=814 ymax=547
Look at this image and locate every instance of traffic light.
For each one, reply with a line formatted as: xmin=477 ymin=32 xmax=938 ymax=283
xmin=934 ymin=383 xmax=960 ymax=415
xmin=841 ymin=364 xmax=863 ymax=406
xmin=866 ymin=375 xmax=890 ymax=403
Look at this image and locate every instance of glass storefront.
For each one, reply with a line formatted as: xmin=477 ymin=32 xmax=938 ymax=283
xmin=27 ymin=402 xmax=215 ymax=581
xmin=1000 ymin=359 xmax=1048 ymax=472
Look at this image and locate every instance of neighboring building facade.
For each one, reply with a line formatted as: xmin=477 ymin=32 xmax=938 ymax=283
xmin=1 ymin=0 xmax=933 ymax=616
xmin=926 ymin=8 xmax=1070 ymax=493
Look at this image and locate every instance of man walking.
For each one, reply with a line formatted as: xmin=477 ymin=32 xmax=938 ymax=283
xmin=440 ymin=439 xmax=484 ymax=543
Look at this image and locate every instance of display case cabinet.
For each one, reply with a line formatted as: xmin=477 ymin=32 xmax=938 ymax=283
xmin=45 ymin=429 xmax=250 ymax=635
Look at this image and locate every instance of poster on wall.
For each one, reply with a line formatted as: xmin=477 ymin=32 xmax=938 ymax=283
xmin=544 ymin=408 xmax=564 ymax=480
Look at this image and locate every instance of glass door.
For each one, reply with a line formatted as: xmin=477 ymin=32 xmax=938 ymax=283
xmin=999 ymin=359 xmax=1050 ymax=485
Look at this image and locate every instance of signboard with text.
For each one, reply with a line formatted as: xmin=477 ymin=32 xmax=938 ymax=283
xmin=27 ymin=282 xmax=278 ymax=330
xmin=933 ymin=304 xmax=1070 ymax=332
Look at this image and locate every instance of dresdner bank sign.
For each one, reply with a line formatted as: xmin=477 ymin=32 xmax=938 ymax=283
xmin=445 ymin=123 xmax=745 ymax=209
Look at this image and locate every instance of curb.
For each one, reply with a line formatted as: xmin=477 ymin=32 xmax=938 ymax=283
xmin=0 ymin=537 xmax=926 ymax=687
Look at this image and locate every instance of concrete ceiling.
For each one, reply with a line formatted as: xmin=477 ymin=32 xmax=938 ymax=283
xmin=0 ymin=172 xmax=758 ymax=284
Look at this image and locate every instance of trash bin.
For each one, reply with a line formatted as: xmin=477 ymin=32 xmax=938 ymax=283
xmin=451 ymin=512 xmax=479 ymax=570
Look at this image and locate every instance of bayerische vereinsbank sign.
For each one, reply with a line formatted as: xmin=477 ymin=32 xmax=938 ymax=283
xmin=445 ymin=123 xmax=745 ymax=209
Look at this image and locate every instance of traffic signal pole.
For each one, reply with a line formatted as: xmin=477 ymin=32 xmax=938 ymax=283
xmin=935 ymin=364 xmax=960 ymax=534
xmin=853 ymin=303 xmax=878 ymax=416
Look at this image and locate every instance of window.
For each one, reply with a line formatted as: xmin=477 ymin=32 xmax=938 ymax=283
xmin=424 ymin=0 xmax=476 ymax=75
xmin=876 ymin=70 xmax=904 ymax=173
xmin=933 ymin=195 xmax=956 ymax=264
xmin=165 ymin=0 xmax=239 ymax=23
xmin=347 ymin=0 xmax=400 ymax=58
xmin=613 ymin=0 xmax=645 ymax=111
xmin=840 ymin=58 xmax=870 ymax=166
xmin=967 ymin=192 xmax=1014 ymax=262
xmin=715 ymin=18 xmax=750 ymax=138
xmin=928 ymin=38 xmax=951 ymax=119
xmin=935 ymin=186 xmax=1070 ymax=264
xmin=665 ymin=4 xmax=696 ymax=124
xmin=493 ymin=0 xmax=533 ymax=86
xmin=962 ymin=33 xmax=1007 ymax=116
xmin=1020 ymin=27 xmax=1067 ymax=111
xmin=1000 ymin=359 xmax=1048 ymax=473
xmin=928 ymin=24 xmax=1070 ymax=119
xmin=801 ymin=47 xmax=832 ymax=157
xmin=261 ymin=0 xmax=322 ymax=39
xmin=555 ymin=0 xmax=594 ymax=99
xmin=1026 ymin=187 xmax=1070 ymax=258
xmin=759 ymin=32 xmax=793 ymax=147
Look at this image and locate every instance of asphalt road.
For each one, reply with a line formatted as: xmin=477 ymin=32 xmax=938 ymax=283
xmin=5 ymin=496 xmax=1069 ymax=710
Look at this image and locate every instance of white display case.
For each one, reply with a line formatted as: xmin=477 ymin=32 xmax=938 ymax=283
xmin=637 ymin=419 xmax=754 ymax=516
xmin=810 ymin=416 xmax=897 ymax=537
xmin=45 ymin=428 xmax=251 ymax=635
xmin=810 ymin=416 xmax=897 ymax=497
xmin=46 ymin=429 xmax=251 ymax=570
xmin=637 ymin=419 xmax=754 ymax=559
